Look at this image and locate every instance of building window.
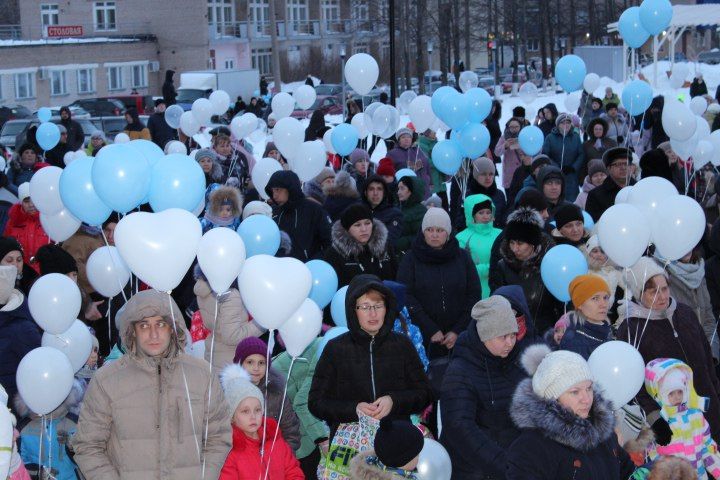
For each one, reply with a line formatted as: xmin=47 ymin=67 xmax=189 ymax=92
xmin=251 ymin=47 xmax=272 ymax=75
xmin=353 ymin=42 xmax=368 ymax=54
xmin=287 ymin=0 xmax=308 ymax=23
xmin=321 ymin=0 xmax=339 ymax=22
xmin=224 ymin=58 xmax=234 ymax=69
xmin=107 ymin=66 xmax=123 ymax=91
xmin=208 ymin=0 xmax=234 ymax=25
xmin=50 ymin=70 xmax=67 ymax=96
xmin=41 ymin=4 xmax=59 ymax=27
xmin=77 ymin=68 xmax=95 ymax=94
xmin=131 ymin=64 xmax=147 ymax=88
xmin=527 ymin=39 xmax=539 ymax=52
xmin=352 ymin=2 xmax=369 ymax=21
xmin=14 ymin=73 xmax=35 ymax=100
xmin=249 ymin=0 xmax=270 ymax=37
xmin=381 ymin=42 xmax=390 ymax=59
xmin=94 ymin=1 xmax=116 ymax=31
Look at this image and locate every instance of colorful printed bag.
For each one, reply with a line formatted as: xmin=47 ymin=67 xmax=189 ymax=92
xmin=318 ymin=412 xmax=379 ymax=480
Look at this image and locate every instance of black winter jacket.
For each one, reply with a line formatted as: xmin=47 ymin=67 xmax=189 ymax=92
xmin=147 ymin=112 xmax=177 ymax=149
xmin=440 ymin=322 xmax=527 ymax=480
xmin=0 ymin=295 xmax=41 ymax=401
xmin=265 ymin=170 xmax=332 ymax=261
xmin=308 ymin=275 xmax=432 ymax=438
xmin=162 ymin=70 xmax=177 ymax=105
xmin=60 ymin=118 xmax=85 ymax=151
xmin=585 ymin=175 xmax=635 ymax=222
xmin=362 ymin=175 xmax=403 ymax=247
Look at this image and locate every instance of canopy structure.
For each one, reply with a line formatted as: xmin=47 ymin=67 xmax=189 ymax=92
xmin=607 ymin=4 xmax=720 ymax=86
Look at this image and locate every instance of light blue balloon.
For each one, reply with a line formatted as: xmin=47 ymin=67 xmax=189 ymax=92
xmin=582 ymin=210 xmax=595 ymax=230
xmin=555 ymin=55 xmax=587 ymax=93
xmin=38 ymin=107 xmax=52 ymax=123
xmin=618 ymin=7 xmax=650 ymax=49
xmin=518 ymin=125 xmax=544 ymax=156
xmin=91 ymin=143 xmax=151 ymax=213
xmin=621 ymin=80 xmax=653 ymax=116
xmin=148 ymin=154 xmax=205 ymax=212
xmin=59 ymin=156 xmax=112 ymax=226
xmin=459 ymin=123 xmax=490 ymax=159
xmin=438 ymin=94 xmax=471 ymax=130
xmin=316 ymin=326 xmax=349 ymax=359
xmin=237 ymin=215 xmax=280 ymax=257
xmin=431 ymin=86 xmax=459 ymax=118
xmin=432 ymin=140 xmax=463 ymax=175
xmin=465 ymin=88 xmax=492 ymax=123
xmin=331 ymin=123 xmax=359 ymax=156
xmin=330 ymin=285 xmax=349 ymax=327
xmin=395 ymin=168 xmax=416 ymax=181
xmin=306 ymin=259 xmax=339 ymax=309
xmin=36 ymin=122 xmax=60 ymax=151
xmin=128 ymin=139 xmax=164 ymax=166
xmin=540 ymin=245 xmax=588 ymax=302
xmin=639 ymin=0 xmax=672 ymax=36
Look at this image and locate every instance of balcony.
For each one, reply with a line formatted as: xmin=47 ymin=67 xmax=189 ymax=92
xmin=0 ymin=21 xmax=154 ymax=42
xmin=208 ymin=18 xmax=386 ymax=42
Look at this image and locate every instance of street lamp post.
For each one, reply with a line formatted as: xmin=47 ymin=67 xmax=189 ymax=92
xmin=427 ymin=41 xmax=433 ymax=74
xmin=340 ymin=44 xmax=347 ymax=120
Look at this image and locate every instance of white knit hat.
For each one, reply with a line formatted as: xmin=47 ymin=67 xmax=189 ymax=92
xmin=220 ymin=364 xmax=264 ymax=413
xmin=627 ymin=256 xmax=666 ymax=302
xmin=421 ymin=207 xmax=452 ymax=234
xmin=659 ymin=368 xmax=688 ymax=405
xmin=17 ymin=182 xmax=30 ymax=202
xmin=241 ymin=200 xmax=273 ymax=220
xmin=523 ymin=345 xmax=594 ymax=400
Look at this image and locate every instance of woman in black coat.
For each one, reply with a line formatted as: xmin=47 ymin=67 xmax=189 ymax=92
xmin=323 ymin=204 xmax=397 ymax=288
xmin=506 ymin=345 xmax=635 ymax=480
xmin=308 ymin=274 xmax=432 ymax=440
xmin=440 ymin=295 xmax=527 ymax=480
xmin=397 ymin=207 xmax=481 ymax=360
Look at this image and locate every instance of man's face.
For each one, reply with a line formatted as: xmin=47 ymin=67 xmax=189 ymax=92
xmin=543 ymin=179 xmax=562 ymax=201
xmin=607 ymin=107 xmax=617 ymax=118
xmin=272 ymin=187 xmax=289 ymax=206
xmin=60 ymin=110 xmax=69 ymax=120
xmin=133 ymin=315 xmax=172 ymax=357
xmin=156 ymin=103 xmax=166 ymax=113
xmin=608 ymin=157 xmax=629 ymax=186
xmin=59 ymin=132 xmax=68 ymax=144
xmin=366 ymin=181 xmax=385 ymax=208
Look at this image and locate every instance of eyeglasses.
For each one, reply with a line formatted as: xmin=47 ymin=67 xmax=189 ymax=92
xmin=355 ymin=303 xmax=386 ymax=312
xmin=609 ymin=161 xmax=629 ymax=168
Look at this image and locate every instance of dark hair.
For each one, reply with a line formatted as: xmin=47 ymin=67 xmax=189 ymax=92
xmin=505 ymin=117 xmax=522 ymax=128
xmin=398 ymin=176 xmax=414 ymax=192
xmin=491 ymin=100 xmax=502 ymax=121
xmin=213 ymin=133 xmax=231 ymax=147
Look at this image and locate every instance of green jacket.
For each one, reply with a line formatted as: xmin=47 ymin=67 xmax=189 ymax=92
xmin=397 ymin=176 xmax=427 ymax=252
xmin=417 ymin=135 xmax=444 ymax=194
xmin=455 ymin=194 xmax=502 ymax=298
xmin=273 ymin=338 xmax=329 ymax=458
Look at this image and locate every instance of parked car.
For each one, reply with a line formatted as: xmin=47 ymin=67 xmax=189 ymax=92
xmin=0 ymin=105 xmax=32 ymax=130
xmin=91 ymin=115 xmax=150 ymax=141
xmin=699 ymin=49 xmax=720 ymax=65
xmin=102 ymin=95 xmax=154 ymax=115
xmin=478 ymin=76 xmax=495 ymax=95
xmin=314 ymin=84 xmax=343 ymax=96
xmin=32 ymin=106 xmax=91 ymax=120
xmin=291 ymin=95 xmax=343 ymax=119
xmin=14 ymin=118 xmax=101 ymax=150
xmin=70 ymin=98 xmax=125 ymax=117
xmin=0 ymin=119 xmax=31 ymax=150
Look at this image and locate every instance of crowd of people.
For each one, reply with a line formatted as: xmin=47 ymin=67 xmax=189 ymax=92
xmin=2 ymin=77 xmax=720 ymax=480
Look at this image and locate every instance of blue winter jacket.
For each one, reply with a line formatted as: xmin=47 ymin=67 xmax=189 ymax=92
xmin=0 ymin=295 xmax=40 ymax=400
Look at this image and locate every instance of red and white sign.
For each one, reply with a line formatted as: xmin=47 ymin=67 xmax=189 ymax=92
xmin=46 ymin=26 xmax=84 ymax=38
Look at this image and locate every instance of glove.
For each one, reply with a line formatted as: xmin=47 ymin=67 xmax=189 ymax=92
xmin=561 ymin=165 xmax=575 ymax=175
xmin=651 ymin=417 xmax=672 ymax=446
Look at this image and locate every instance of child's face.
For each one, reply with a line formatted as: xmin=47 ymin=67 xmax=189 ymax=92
xmin=219 ymin=204 xmax=233 ymax=220
xmin=86 ymin=347 xmax=98 ymax=368
xmin=233 ymin=397 xmax=263 ymax=436
xmin=553 ymin=326 xmax=566 ymax=344
xmin=242 ymin=354 xmax=267 ymax=385
xmin=473 ymin=208 xmax=493 ymax=224
xmin=668 ymin=389 xmax=684 ymax=406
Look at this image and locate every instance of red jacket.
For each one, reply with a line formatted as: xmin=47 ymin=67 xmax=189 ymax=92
xmin=220 ymin=418 xmax=304 ymax=480
xmin=3 ymin=203 xmax=49 ymax=273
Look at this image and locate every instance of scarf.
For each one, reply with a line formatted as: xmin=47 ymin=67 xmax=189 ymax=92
xmin=203 ymin=211 xmax=238 ymax=228
xmin=618 ymin=297 xmax=678 ymax=323
xmin=594 ymin=138 xmax=603 ymax=150
xmin=664 ymin=258 xmax=706 ymax=290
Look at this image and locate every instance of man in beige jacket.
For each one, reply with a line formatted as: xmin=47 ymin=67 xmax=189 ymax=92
xmin=73 ymin=289 xmax=232 ymax=480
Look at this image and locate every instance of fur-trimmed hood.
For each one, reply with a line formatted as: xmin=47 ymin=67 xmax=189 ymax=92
xmin=207 ymin=185 xmax=243 ymax=218
xmin=325 ymin=170 xmax=360 ymax=199
xmin=259 ymin=366 xmax=288 ymax=396
xmin=349 ymin=450 xmax=418 ymax=480
xmin=331 ymin=218 xmax=389 ymax=260
xmin=510 ymin=378 xmax=616 ymax=452
xmin=500 ymin=231 xmax=554 ymax=273
xmin=14 ymin=378 xmax=85 ymax=418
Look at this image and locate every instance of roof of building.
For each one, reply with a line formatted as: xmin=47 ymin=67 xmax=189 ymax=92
xmin=608 ymin=4 xmax=720 ymax=32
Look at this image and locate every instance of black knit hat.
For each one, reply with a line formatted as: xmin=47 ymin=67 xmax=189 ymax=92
xmin=605 ymin=102 xmax=618 ymax=111
xmin=34 ymin=244 xmax=77 ymax=275
xmin=340 ymin=203 xmax=373 ymax=230
xmin=515 ymin=188 xmax=548 ymax=212
xmin=0 ymin=237 xmax=23 ymax=260
xmin=512 ymin=106 xmax=526 ymax=118
xmin=530 ymin=154 xmax=552 ymax=171
xmin=602 ymin=147 xmax=629 ymax=167
xmin=374 ymin=418 xmax=424 ymax=468
xmin=504 ymin=207 xmax=544 ymax=246
xmin=472 ymin=199 xmax=493 ymax=216
xmin=554 ymin=203 xmax=584 ymax=229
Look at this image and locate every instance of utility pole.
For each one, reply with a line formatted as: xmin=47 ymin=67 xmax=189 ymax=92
xmin=269 ymin=0 xmax=282 ymax=93
xmin=389 ymin=0 xmax=397 ymax=105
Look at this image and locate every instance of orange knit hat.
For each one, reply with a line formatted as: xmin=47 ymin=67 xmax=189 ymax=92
xmin=569 ymin=274 xmax=610 ymax=308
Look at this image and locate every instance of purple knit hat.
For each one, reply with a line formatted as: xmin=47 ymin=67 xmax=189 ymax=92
xmin=233 ymin=336 xmax=270 ymax=365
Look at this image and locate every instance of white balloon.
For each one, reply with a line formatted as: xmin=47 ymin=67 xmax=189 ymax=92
xmin=416 ymin=438 xmax=452 ymax=480
xmin=248 ymin=120 xmax=266 ymax=143
xmin=179 ymin=111 xmax=200 ymax=136
xmin=662 ymin=98 xmax=696 ymax=141
xmin=408 ymin=95 xmax=436 ymax=133
xmin=398 ymin=90 xmax=417 ymax=114
xmin=278 ymin=298 xmax=322 ymax=358
xmin=192 ymin=197 xmax=205 ymax=217
xmin=164 ymin=104 xmax=184 ymax=129
xmin=209 ymin=90 xmax=231 ymax=115
xmin=363 ymin=102 xmax=383 ymax=134
xmin=192 ymin=98 xmax=214 ymax=126
xmin=63 ymin=151 xmax=76 ymax=166
xmin=323 ymin=128 xmax=336 ymax=155
xmin=42 ymin=320 xmax=93 ymax=372
xmin=597 ymin=204 xmax=651 ymax=268
xmin=564 ymin=91 xmax=582 ymax=113
xmin=197 ymin=228 xmax=246 ymax=294
xmin=86 ymin=246 xmax=131 ymax=298
xmin=518 ymin=82 xmax=538 ymax=104
xmin=615 ymin=186 xmax=633 ymax=204
xmin=114 ymin=132 xmax=130 ymax=144
xmin=588 ymin=341 xmax=645 ymax=409
xmin=694 ymin=140 xmax=714 ymax=169
xmin=690 ymin=96 xmax=708 ymax=116
xmin=16 ymin=347 xmax=74 ymax=415
xmin=670 ymin=136 xmax=697 ymax=161
xmin=372 ymin=105 xmax=399 ymax=137
xmin=271 ymin=92 xmax=295 ymax=119
xmin=74 ymin=149 xmax=87 ymax=158
xmin=290 ymin=140 xmax=327 ymax=182
xmin=29 ymin=166 xmax=63 ymax=215
xmin=583 ymin=73 xmax=600 ymax=94
xmin=628 ymin=176 xmax=679 ymax=221
xmin=696 ymin=115 xmax=711 ymax=141
xmin=458 ymin=70 xmax=479 ymax=93
xmin=230 ymin=113 xmax=258 ymax=139
xmin=273 ymin=117 xmax=305 ymax=160
xmin=709 ymin=130 xmax=720 ymax=167
xmin=29 ymin=273 xmax=81 ymax=334
xmin=351 ymin=113 xmax=369 ymax=139
xmin=344 ymin=53 xmax=379 ymax=96
xmin=293 ymin=85 xmax=317 ymax=110
xmin=40 ymin=208 xmax=81 ymax=242
xmin=114 ymin=209 xmax=202 ymax=292
xmin=252 ymin=158 xmax=283 ymax=200
xmin=370 ymin=139 xmax=387 ymax=164
xmin=670 ymin=63 xmax=689 ymax=88
xmin=669 ymin=73 xmax=685 ymax=89
xmin=652 ymin=195 xmax=706 ymax=261
xmin=238 ymin=255 xmax=312 ymax=330
xmin=165 ymin=140 xmax=187 ymax=155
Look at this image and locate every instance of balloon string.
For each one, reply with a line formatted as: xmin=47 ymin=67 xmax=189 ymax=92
xmin=47 ymin=412 xmax=53 ymax=476
xmin=201 ymin=296 xmax=220 ymax=479
xmin=635 ymin=261 xmax=666 ymax=348
xmin=38 ymin=415 xmax=44 ymax=473
xmin=107 ymin=301 xmax=112 ymax=348
xmin=259 ymin=329 xmax=274 ymax=466
xmin=100 ymin=229 xmax=128 ymax=303
xmin=262 ymin=357 xmax=295 ymax=480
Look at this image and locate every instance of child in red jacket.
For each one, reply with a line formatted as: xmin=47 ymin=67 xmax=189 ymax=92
xmin=220 ymin=364 xmax=304 ymax=480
